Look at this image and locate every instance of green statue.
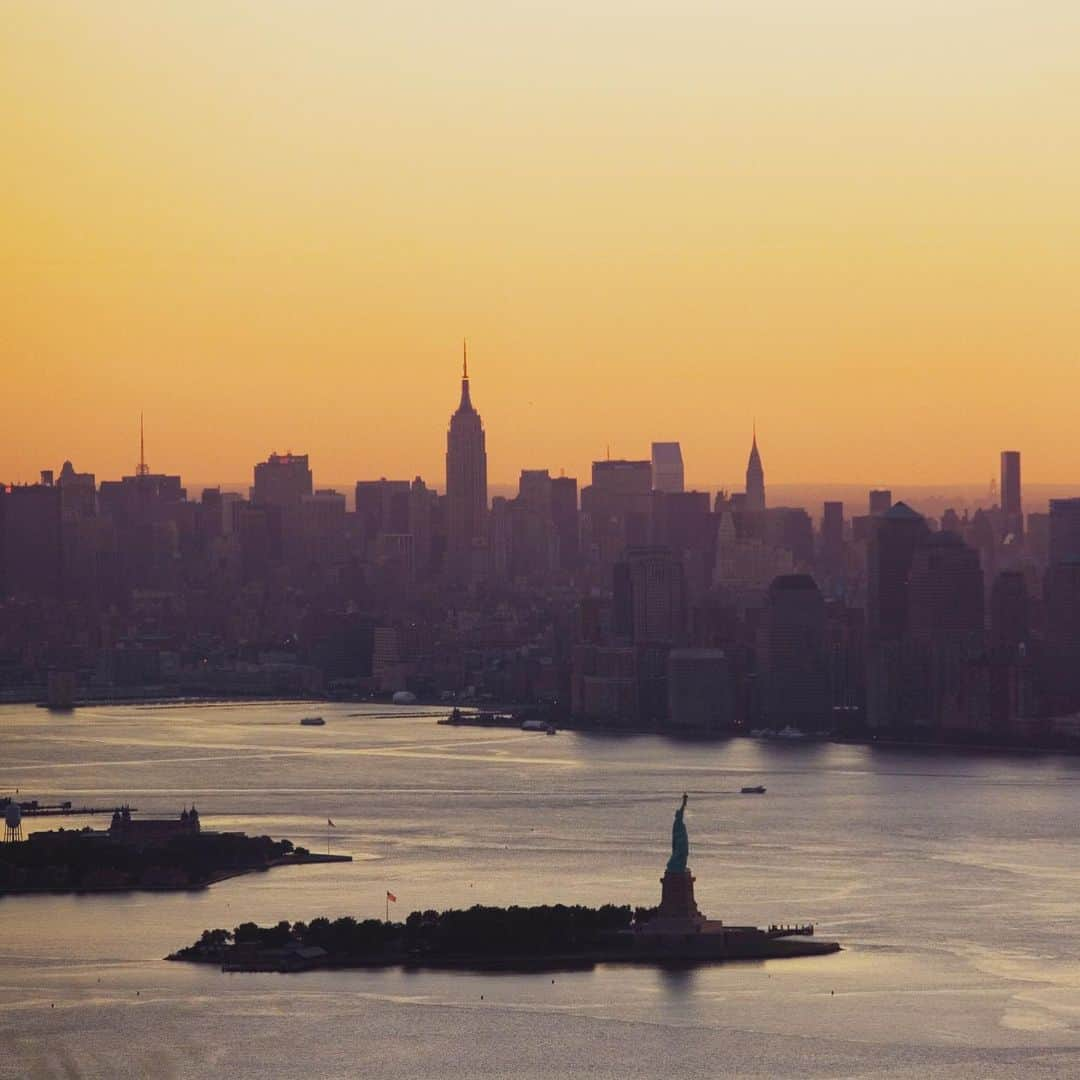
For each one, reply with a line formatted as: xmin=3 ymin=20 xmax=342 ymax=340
xmin=666 ymin=792 xmax=689 ymax=873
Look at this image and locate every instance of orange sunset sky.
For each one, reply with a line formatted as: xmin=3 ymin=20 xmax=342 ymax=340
xmin=3 ymin=2 xmax=1079 ymax=490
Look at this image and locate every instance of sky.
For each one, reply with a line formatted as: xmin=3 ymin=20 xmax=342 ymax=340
xmin=3 ymin=2 xmax=1079 ymax=491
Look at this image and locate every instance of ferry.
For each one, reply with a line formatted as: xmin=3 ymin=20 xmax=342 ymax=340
xmin=300 ymin=716 xmax=325 ymax=726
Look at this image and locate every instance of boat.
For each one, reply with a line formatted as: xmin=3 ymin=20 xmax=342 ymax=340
xmin=300 ymin=716 xmax=325 ymax=726
xmin=740 ymin=785 xmax=766 ymax=794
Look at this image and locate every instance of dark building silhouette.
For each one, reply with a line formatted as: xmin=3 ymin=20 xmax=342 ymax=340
xmin=908 ymin=532 xmax=984 ymax=646
xmin=550 ymin=475 xmax=579 ymax=571
xmin=745 ymin=431 xmax=765 ymax=512
xmin=1000 ymin=451 xmax=1022 ymax=538
xmin=614 ymin=546 xmax=686 ymax=645
xmin=867 ymin=502 xmax=928 ymax=643
xmin=761 ymin=574 xmax=828 ymax=728
xmin=869 ymin=490 xmax=892 ymax=517
xmin=252 ymin=452 xmax=312 ymax=508
xmin=1049 ymin=499 xmax=1080 ymax=566
xmin=445 ymin=347 xmax=488 ymax=575
xmin=0 ymin=482 xmax=63 ymax=599
xmin=990 ymin=570 xmax=1029 ymax=655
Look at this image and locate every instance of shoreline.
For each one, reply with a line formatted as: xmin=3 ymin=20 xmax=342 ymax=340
xmin=0 ymin=852 xmax=352 ymax=899
xmin=6 ymin=692 xmax=1078 ymax=758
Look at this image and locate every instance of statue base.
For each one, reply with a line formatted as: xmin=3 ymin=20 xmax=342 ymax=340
xmin=658 ymin=869 xmax=701 ymax=920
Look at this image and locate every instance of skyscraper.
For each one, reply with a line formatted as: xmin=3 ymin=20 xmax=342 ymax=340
xmin=866 ymin=502 xmax=928 ymax=643
xmin=651 ymin=442 xmax=684 ymax=493
xmin=745 ymin=430 xmax=765 ymax=512
xmin=252 ymin=453 xmax=312 ymax=508
xmin=1048 ymin=498 xmax=1080 ymax=566
xmin=869 ymin=490 xmax=892 ymax=516
xmin=445 ymin=344 xmax=488 ymax=573
xmin=1000 ymin=451 xmax=1022 ymax=537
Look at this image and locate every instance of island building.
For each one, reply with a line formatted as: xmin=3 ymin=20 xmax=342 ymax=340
xmin=109 ymin=804 xmax=201 ymax=845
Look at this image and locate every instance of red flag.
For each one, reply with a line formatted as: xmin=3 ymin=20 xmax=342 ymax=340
xmin=386 ymin=891 xmax=397 ymax=903
xmin=327 ymin=818 xmax=336 ymax=827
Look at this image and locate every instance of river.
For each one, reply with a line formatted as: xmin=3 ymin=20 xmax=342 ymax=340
xmin=0 ymin=701 xmax=1078 ymax=1078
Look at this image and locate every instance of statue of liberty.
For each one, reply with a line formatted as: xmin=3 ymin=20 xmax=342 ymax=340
xmin=666 ymin=793 xmax=689 ymax=873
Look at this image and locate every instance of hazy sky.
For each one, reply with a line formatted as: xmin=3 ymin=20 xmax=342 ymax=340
xmin=3 ymin=2 xmax=1079 ymax=490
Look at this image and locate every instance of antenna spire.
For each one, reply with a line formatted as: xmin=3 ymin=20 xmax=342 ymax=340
xmin=463 ymin=338 xmax=468 ymax=380
xmin=137 ymin=413 xmax=149 ymax=477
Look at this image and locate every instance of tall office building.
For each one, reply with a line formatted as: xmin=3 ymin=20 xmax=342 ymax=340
xmin=651 ymin=442 xmax=684 ymax=494
xmin=0 ymin=482 xmax=63 ymax=599
xmin=761 ymin=574 xmax=829 ymax=727
xmin=252 ymin=453 xmax=312 ymax=508
xmin=614 ymin=546 xmax=687 ymax=645
xmin=1048 ymin=498 xmax=1080 ymax=566
xmin=550 ymin=475 xmax=579 ymax=570
xmin=745 ymin=431 xmax=765 ymax=512
xmin=867 ymin=502 xmax=928 ymax=643
xmin=907 ymin=532 xmax=985 ymax=646
xmin=445 ymin=346 xmax=488 ymax=572
xmin=869 ymin=490 xmax=892 ymax=516
xmin=1000 ymin=451 xmax=1022 ymax=538
xmin=822 ymin=502 xmax=844 ymax=556
xmin=990 ymin=570 xmax=1029 ymax=654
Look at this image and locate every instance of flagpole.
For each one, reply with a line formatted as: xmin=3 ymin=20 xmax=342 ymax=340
xmin=385 ymin=892 xmax=389 ymax=923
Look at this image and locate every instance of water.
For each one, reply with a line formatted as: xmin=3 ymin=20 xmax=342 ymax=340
xmin=1 ymin=702 xmax=1078 ymax=1078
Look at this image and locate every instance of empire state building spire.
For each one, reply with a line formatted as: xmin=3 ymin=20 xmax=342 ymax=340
xmin=446 ymin=342 xmax=487 ymax=577
xmin=458 ymin=338 xmax=474 ymax=412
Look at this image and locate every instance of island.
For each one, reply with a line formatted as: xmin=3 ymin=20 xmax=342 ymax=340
xmin=0 ymin=806 xmax=351 ymax=894
xmin=167 ymin=795 xmax=839 ymax=972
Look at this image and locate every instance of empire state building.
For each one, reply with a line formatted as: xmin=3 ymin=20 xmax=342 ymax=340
xmin=446 ymin=344 xmax=488 ymax=573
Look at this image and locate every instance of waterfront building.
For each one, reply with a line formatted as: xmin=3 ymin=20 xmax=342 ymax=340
xmin=761 ymin=574 xmax=829 ymax=728
xmin=667 ymin=648 xmax=733 ymax=731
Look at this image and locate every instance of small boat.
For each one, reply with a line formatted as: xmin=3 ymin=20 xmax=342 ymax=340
xmin=740 ymin=785 xmax=766 ymax=795
xmin=300 ymin=716 xmax=325 ymax=726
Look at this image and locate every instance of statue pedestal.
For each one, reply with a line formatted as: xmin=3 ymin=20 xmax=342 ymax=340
xmin=658 ymin=869 xmax=701 ymax=920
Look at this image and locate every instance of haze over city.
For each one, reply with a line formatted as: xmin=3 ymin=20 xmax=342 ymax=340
xmin=4 ymin=3 xmax=1080 ymax=486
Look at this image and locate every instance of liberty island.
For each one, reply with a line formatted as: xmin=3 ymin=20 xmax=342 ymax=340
xmin=169 ymin=795 xmax=838 ymax=972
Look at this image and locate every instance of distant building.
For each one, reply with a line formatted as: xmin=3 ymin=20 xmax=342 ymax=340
xmin=252 ymin=453 xmax=312 ymax=508
xmin=651 ymin=442 xmax=685 ymax=494
xmin=867 ymin=502 xmax=928 ymax=643
xmin=745 ymin=432 xmax=765 ymax=512
xmin=869 ymin=490 xmax=892 ymax=517
xmin=614 ymin=546 xmax=687 ymax=645
xmin=0 ymin=482 xmax=63 ymax=599
xmin=667 ymin=649 xmax=733 ymax=731
xmin=761 ymin=574 xmax=829 ymax=728
xmin=990 ymin=570 xmax=1029 ymax=654
xmin=1000 ymin=451 xmax=1022 ymax=538
xmin=821 ymin=501 xmax=844 ymax=575
xmin=445 ymin=347 xmax=488 ymax=575
xmin=550 ymin=475 xmax=579 ymax=571
xmin=108 ymin=805 xmax=200 ymax=846
xmin=1049 ymin=498 xmax=1080 ymax=565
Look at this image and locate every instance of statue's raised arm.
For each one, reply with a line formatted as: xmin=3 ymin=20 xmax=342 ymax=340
xmin=666 ymin=792 xmax=690 ymax=874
